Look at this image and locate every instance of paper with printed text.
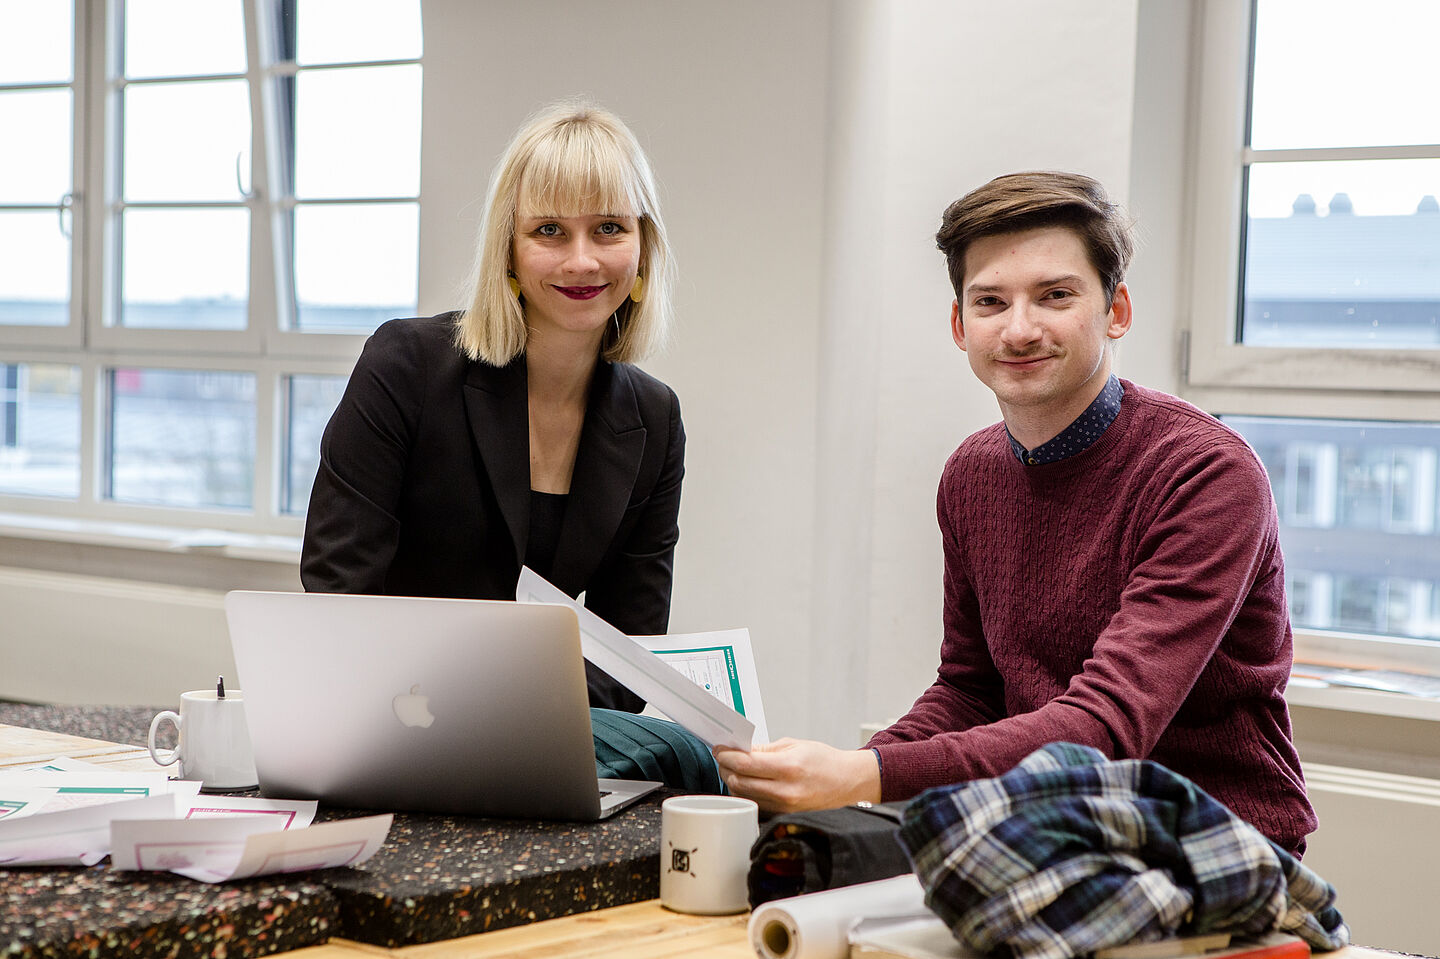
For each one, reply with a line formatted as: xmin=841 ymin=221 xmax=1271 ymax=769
xmin=516 ymin=567 xmax=759 ymax=749
xmin=111 ymin=812 xmax=390 ymax=883
xmin=635 ymin=629 xmax=769 ymax=744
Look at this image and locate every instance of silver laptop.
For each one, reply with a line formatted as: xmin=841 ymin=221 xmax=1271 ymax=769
xmin=223 ymin=590 xmax=660 ymax=821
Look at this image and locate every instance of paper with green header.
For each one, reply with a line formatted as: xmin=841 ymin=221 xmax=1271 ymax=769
xmin=634 ymin=629 xmax=769 ymax=745
xmin=516 ymin=567 xmax=767 ymax=749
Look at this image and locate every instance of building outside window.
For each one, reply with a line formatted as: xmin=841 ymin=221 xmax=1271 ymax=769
xmin=1188 ymin=0 xmax=1440 ymax=652
xmin=1229 ymin=417 xmax=1440 ymax=641
xmin=0 ymin=0 xmax=421 ymax=536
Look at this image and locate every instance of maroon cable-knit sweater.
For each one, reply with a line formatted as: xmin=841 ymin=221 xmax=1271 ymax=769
xmin=867 ymin=380 xmax=1316 ymax=856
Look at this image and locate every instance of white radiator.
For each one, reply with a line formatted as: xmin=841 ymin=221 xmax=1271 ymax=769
xmin=1299 ymin=763 xmax=1440 ymax=955
xmin=0 ymin=565 xmax=234 ymax=706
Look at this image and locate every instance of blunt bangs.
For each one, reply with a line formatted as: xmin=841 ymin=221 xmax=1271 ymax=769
xmin=515 ymin=122 xmax=647 ymax=221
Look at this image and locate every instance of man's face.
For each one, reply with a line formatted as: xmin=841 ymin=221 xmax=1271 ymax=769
xmin=951 ymin=226 xmax=1130 ymax=438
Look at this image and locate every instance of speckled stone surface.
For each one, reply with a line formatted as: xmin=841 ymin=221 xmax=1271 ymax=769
xmin=0 ymin=869 xmax=339 ymax=959
xmin=316 ymin=802 xmax=663 ymax=945
xmin=0 ymin=703 xmax=166 ymax=748
xmin=1 ymin=704 xmax=672 ymax=953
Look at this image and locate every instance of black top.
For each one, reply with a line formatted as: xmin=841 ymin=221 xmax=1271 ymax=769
xmin=525 ymin=490 xmax=568 ymax=582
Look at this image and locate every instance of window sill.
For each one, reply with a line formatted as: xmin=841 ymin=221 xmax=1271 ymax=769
xmin=1285 ymin=680 xmax=1440 ymax=724
xmin=0 ymin=511 xmax=301 ymax=564
xmin=0 ymin=511 xmax=302 ymax=592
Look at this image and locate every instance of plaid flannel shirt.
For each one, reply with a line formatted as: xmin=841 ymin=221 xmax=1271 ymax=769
xmin=899 ymin=743 xmax=1348 ymax=959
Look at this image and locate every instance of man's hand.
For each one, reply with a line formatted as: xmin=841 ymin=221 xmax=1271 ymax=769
xmin=713 ymin=738 xmax=882 ymax=813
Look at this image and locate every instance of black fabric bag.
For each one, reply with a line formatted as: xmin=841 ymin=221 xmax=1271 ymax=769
xmin=746 ymin=801 xmax=913 ymax=907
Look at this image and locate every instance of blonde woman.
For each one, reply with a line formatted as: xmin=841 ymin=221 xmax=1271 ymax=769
xmin=303 ymin=102 xmax=715 ymax=790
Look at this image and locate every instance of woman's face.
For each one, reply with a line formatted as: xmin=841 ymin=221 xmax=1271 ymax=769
xmin=512 ymin=211 xmax=641 ymax=348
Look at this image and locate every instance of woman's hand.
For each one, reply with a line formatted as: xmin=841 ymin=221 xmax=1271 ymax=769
xmin=713 ymin=738 xmax=882 ymax=813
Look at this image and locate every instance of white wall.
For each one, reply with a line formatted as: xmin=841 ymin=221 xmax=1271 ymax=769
xmin=1124 ymin=0 xmax=1191 ymax=398
xmin=0 ymin=566 xmax=234 ymax=706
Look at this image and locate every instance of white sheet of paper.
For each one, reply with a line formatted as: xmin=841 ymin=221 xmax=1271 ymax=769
xmin=9 ymin=757 xmax=108 ymax=773
xmin=516 ymin=567 xmax=755 ymax=749
xmin=110 ymin=814 xmax=287 ymax=872
xmin=0 ymin=788 xmax=48 ymax=821
xmin=0 ymin=792 xmax=179 ymax=866
xmin=112 ymin=813 xmax=392 ymax=883
xmin=180 ymin=797 xmax=317 ymax=829
xmin=0 ymin=770 xmax=195 ymax=817
xmin=636 ymin=629 xmax=770 ymax=744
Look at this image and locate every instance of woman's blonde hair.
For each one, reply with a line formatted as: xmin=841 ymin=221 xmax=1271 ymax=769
xmin=456 ymin=101 xmax=674 ymax=365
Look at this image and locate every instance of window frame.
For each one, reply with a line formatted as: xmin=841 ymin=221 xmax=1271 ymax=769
xmin=1184 ymin=0 xmax=1440 ymax=411
xmin=0 ymin=0 xmax=420 ymax=538
xmin=0 ymin=2 xmax=87 ymax=351
xmin=0 ymin=347 xmax=356 ymax=535
xmin=1184 ymin=0 xmax=1440 ymax=668
xmin=254 ymin=0 xmax=422 ymax=357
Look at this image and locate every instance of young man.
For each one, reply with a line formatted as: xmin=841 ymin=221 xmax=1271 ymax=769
xmin=715 ymin=172 xmax=1316 ymax=857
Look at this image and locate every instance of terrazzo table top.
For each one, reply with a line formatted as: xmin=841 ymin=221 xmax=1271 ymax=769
xmin=0 ymin=703 xmax=671 ymax=958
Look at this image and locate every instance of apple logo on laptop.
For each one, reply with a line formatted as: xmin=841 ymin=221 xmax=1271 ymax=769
xmin=392 ymin=684 xmax=436 ymax=728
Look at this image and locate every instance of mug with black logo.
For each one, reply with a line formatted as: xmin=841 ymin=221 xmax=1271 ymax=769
xmin=660 ymin=795 xmax=759 ymax=914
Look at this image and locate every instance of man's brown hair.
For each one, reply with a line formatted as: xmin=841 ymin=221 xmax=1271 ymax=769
xmin=936 ymin=172 xmax=1135 ymax=306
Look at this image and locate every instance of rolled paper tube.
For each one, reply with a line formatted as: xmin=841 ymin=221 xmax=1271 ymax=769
xmin=747 ymin=873 xmax=930 ymax=959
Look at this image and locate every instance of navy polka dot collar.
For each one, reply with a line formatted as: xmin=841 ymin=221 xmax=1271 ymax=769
xmin=1007 ymin=375 xmax=1125 ymax=466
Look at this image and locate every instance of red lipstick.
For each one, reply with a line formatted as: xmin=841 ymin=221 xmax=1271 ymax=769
xmin=555 ymin=285 xmax=607 ymax=300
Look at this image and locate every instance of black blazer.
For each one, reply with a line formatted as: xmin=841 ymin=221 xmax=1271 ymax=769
xmin=300 ymin=313 xmax=685 ymax=712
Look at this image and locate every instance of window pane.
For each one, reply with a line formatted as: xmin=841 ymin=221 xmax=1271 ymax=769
xmin=294 ymin=64 xmax=421 ymax=199
xmin=0 ymin=362 xmax=79 ymax=498
xmin=1242 ymin=160 xmax=1440 ymax=349
xmin=0 ymin=1 xmax=72 ymax=84
xmin=293 ymin=203 xmax=417 ymax=332
xmin=1227 ymin=416 xmax=1440 ymax=642
xmin=121 ymin=208 xmax=249 ymax=329
xmin=0 ymin=89 xmax=72 ymax=203
xmin=124 ymin=80 xmax=250 ymax=202
xmin=0 ymin=211 xmax=70 ymax=326
xmin=1251 ymin=0 xmax=1440 ymax=150
xmin=295 ymin=0 xmax=422 ymax=65
xmin=283 ymin=374 xmax=345 ymax=514
xmin=109 ymin=368 xmax=255 ymax=509
xmin=124 ymin=0 xmax=246 ymax=79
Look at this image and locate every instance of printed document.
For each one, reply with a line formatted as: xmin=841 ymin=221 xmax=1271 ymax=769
xmin=516 ymin=567 xmax=762 ymax=749
xmin=0 ymin=760 xmax=388 ymax=880
xmin=111 ymin=813 xmax=390 ymax=883
xmin=635 ymin=629 xmax=769 ymax=744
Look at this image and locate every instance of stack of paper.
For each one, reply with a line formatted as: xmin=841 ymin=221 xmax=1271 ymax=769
xmin=0 ymin=757 xmax=389 ymax=881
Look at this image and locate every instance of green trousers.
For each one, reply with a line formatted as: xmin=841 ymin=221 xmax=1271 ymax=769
xmin=591 ymin=708 xmax=724 ymax=794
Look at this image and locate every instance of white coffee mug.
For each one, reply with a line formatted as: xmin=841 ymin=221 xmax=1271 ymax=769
xmin=148 ymin=689 xmax=258 ymax=790
xmin=660 ymin=795 xmax=760 ymax=915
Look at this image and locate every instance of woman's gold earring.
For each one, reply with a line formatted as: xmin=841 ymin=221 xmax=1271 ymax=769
xmin=629 ymin=274 xmax=644 ymax=303
xmin=507 ymin=273 xmax=521 ymax=298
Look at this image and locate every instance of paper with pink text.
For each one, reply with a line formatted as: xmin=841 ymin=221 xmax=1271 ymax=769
xmin=111 ymin=812 xmax=391 ymax=882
